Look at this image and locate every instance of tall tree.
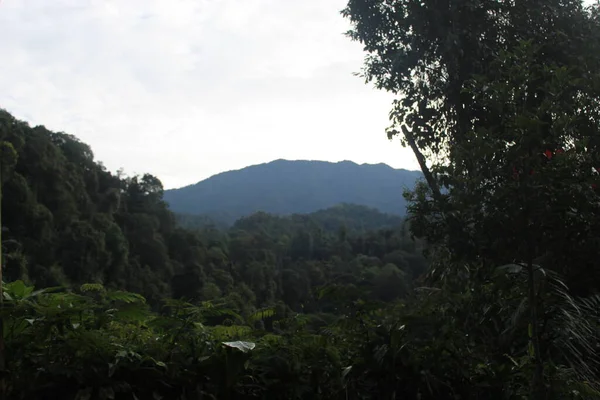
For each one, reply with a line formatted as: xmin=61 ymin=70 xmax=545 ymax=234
xmin=0 ymin=140 xmax=18 ymax=398
xmin=343 ymin=0 xmax=600 ymax=397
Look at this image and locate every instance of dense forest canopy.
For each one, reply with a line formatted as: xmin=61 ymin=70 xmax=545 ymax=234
xmin=0 ymin=106 xmax=431 ymax=398
xmin=175 ymin=203 xmax=405 ymax=232
xmin=0 ymin=0 xmax=599 ymax=399
xmin=0 ymin=108 xmax=424 ymax=310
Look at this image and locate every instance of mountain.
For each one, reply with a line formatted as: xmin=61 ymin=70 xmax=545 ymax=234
xmin=164 ymin=159 xmax=422 ymax=224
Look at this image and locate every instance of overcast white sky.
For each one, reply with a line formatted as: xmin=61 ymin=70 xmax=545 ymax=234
xmin=0 ymin=0 xmax=419 ymax=189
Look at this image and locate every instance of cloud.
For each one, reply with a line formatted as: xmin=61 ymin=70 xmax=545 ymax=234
xmin=0 ymin=0 xmax=419 ymax=189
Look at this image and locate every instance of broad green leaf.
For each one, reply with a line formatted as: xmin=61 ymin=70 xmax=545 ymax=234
xmin=222 ymin=340 xmax=256 ymax=353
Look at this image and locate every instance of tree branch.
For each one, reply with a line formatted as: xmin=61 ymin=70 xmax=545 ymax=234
xmin=401 ymin=125 xmax=443 ymax=202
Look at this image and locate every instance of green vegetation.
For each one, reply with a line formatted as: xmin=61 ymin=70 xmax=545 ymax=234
xmin=1 ymin=0 xmax=600 ymax=398
xmin=0 ymin=107 xmax=429 ymax=398
xmin=175 ymin=203 xmax=405 ymax=232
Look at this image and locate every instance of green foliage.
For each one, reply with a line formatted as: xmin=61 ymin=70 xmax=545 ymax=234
xmin=0 ymin=115 xmax=433 ymax=397
xmin=1 ymin=0 xmax=600 ymax=396
xmin=0 ymin=109 xmax=426 ymax=316
xmin=343 ymin=0 xmax=600 ymax=398
xmin=0 ymin=141 xmax=17 ymax=185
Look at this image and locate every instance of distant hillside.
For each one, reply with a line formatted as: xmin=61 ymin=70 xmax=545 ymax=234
xmin=164 ymin=159 xmax=422 ymax=224
xmin=303 ymin=203 xmax=404 ymax=232
xmin=176 ymin=203 xmax=404 ymax=233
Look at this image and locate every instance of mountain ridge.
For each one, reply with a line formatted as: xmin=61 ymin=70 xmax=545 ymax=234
xmin=164 ymin=159 xmax=423 ymax=224
xmin=174 ymin=159 xmax=411 ymax=190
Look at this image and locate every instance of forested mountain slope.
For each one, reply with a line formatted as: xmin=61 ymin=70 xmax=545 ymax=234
xmin=163 ymin=159 xmax=422 ymax=223
xmin=0 ymin=108 xmax=426 ymax=310
xmin=0 ymin=107 xmax=434 ymax=398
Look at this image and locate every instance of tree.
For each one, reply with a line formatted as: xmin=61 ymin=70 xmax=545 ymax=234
xmin=342 ymin=0 xmax=598 ymax=189
xmin=343 ymin=0 xmax=600 ymax=397
xmin=0 ymin=140 xmax=18 ymax=398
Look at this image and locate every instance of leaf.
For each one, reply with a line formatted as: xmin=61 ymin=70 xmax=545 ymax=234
xmin=374 ymin=344 xmax=388 ymax=365
xmin=528 ymin=341 xmax=535 ymax=357
xmin=80 ymin=283 xmax=105 ymax=293
xmin=222 ymin=341 xmax=256 ymax=353
xmin=6 ymin=280 xmax=29 ymax=299
xmin=341 ymin=366 xmax=352 ymax=381
xmin=99 ymin=387 xmax=115 ymax=400
xmin=106 ymin=290 xmax=146 ymax=304
xmin=108 ymin=363 xmax=117 ymax=378
xmin=504 ymin=354 xmax=519 ymax=367
xmin=75 ymin=387 xmax=93 ymax=400
xmin=247 ymin=307 xmax=275 ymax=323
xmin=212 ymin=325 xmax=252 ymax=339
xmin=495 ymin=264 xmax=523 ymax=275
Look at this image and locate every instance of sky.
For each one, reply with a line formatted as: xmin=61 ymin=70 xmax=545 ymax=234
xmin=0 ymin=0 xmax=420 ymax=189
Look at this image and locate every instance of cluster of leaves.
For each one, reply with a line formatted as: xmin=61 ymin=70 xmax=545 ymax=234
xmin=1 ymin=269 xmax=598 ymax=400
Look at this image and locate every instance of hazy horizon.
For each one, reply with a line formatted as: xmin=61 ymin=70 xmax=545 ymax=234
xmin=0 ymin=0 xmax=420 ymax=189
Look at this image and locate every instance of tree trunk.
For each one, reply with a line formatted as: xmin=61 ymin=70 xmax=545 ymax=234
xmin=521 ymin=171 xmax=545 ymax=399
xmin=526 ymin=255 xmax=545 ymax=399
xmin=0 ymin=163 xmax=6 ymax=400
xmin=401 ymin=125 xmax=443 ymax=202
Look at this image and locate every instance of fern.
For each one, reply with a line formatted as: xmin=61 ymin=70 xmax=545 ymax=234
xmin=80 ymin=283 xmax=105 ymax=293
xmin=544 ymin=274 xmax=600 ymax=392
xmin=247 ymin=307 xmax=275 ymax=324
xmin=106 ymin=290 xmax=146 ymax=304
xmin=211 ymin=324 xmax=252 ymax=340
xmin=113 ymin=303 xmax=151 ymax=322
xmin=259 ymin=334 xmax=284 ymax=346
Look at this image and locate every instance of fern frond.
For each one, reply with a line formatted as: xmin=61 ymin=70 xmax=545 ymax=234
xmin=211 ymin=325 xmax=252 ymax=340
xmin=248 ymin=307 xmax=275 ymax=324
xmin=548 ymin=277 xmax=600 ymax=391
xmin=80 ymin=283 xmax=105 ymax=293
xmin=106 ymin=290 xmax=146 ymax=304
